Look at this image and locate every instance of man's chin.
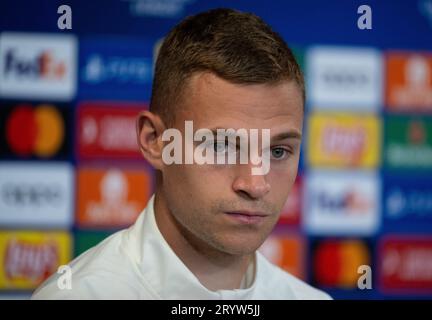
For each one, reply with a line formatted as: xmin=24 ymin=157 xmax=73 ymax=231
xmin=212 ymin=238 xmax=264 ymax=256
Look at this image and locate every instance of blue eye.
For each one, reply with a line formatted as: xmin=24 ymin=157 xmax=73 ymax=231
xmin=271 ymin=147 xmax=288 ymax=159
xmin=213 ymin=141 xmax=228 ymax=153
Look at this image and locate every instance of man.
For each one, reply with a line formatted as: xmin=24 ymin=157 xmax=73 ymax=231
xmin=32 ymin=8 xmax=331 ymax=300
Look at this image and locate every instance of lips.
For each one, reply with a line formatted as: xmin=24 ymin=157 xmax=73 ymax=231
xmin=223 ymin=211 xmax=268 ymax=224
xmin=225 ymin=211 xmax=268 ymax=217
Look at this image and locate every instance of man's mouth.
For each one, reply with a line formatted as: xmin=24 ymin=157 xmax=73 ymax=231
xmin=223 ymin=211 xmax=268 ymax=224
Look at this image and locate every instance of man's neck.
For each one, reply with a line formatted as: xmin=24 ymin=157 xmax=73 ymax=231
xmin=153 ymin=190 xmax=254 ymax=291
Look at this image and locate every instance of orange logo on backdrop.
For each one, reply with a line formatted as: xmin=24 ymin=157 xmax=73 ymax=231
xmin=77 ymin=167 xmax=152 ymax=228
xmin=386 ymin=53 xmax=432 ymax=111
xmin=313 ymin=240 xmax=370 ymax=288
xmin=259 ymin=235 xmax=305 ymax=279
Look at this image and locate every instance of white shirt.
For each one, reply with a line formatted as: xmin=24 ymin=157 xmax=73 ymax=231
xmin=32 ymin=195 xmax=331 ymax=300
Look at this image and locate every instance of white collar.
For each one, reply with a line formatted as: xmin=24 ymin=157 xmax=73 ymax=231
xmin=127 ymin=194 xmax=259 ymax=299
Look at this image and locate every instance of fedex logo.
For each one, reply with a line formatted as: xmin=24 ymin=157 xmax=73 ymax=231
xmin=4 ymin=49 xmax=66 ymax=80
xmin=304 ymin=170 xmax=380 ymax=236
xmin=0 ymin=33 xmax=77 ymax=100
xmin=314 ymin=190 xmax=372 ymax=213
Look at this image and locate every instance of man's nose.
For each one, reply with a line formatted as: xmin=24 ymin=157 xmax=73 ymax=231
xmin=232 ymin=165 xmax=271 ymax=199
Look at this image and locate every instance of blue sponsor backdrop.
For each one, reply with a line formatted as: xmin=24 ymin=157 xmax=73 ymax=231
xmin=1 ymin=0 xmax=432 ymax=49
xmin=1 ymin=0 xmax=432 ymax=299
xmin=383 ymin=174 xmax=432 ymax=232
xmin=79 ymin=37 xmax=154 ymax=101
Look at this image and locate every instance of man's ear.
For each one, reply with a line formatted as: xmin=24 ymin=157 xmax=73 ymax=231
xmin=136 ymin=110 xmax=166 ymax=170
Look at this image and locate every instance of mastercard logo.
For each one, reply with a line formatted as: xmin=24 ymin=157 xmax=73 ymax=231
xmin=313 ymin=240 xmax=370 ymax=288
xmin=5 ymin=104 xmax=65 ymax=157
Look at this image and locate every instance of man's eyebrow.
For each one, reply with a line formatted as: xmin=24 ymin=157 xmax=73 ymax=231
xmin=208 ymin=128 xmax=248 ymax=138
xmin=206 ymin=128 xmax=302 ymax=141
xmin=271 ymin=131 xmax=302 ymax=141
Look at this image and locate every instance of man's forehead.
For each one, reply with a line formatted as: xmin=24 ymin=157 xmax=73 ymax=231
xmin=182 ymin=72 xmax=303 ymax=120
xmin=189 ymin=72 xmax=300 ymax=98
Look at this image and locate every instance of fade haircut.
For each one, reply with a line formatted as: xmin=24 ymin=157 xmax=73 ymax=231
xmin=150 ymin=8 xmax=305 ymax=126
